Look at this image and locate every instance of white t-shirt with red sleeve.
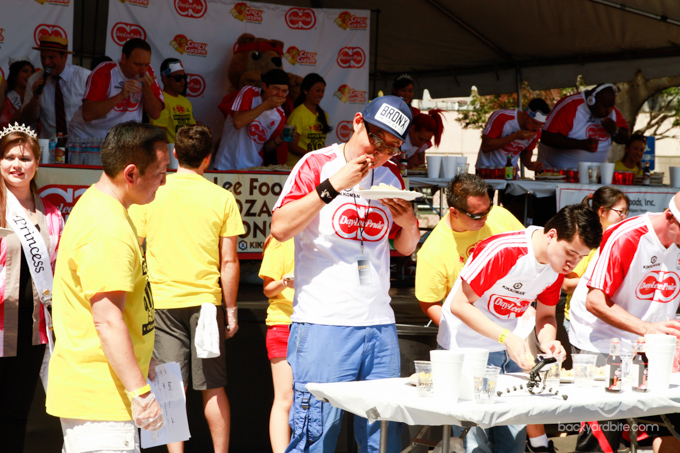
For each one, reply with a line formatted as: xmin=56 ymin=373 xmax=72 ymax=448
xmin=475 ymin=109 xmax=541 ymax=169
xmin=273 ymin=143 xmax=404 ymax=326
xmin=569 ymin=213 xmax=680 ymax=354
xmin=536 ymin=92 xmax=628 ymax=169
xmin=68 ymin=61 xmax=164 ymax=139
xmin=214 ymin=86 xmax=286 ymax=170
xmin=437 ymin=226 xmax=563 ymax=351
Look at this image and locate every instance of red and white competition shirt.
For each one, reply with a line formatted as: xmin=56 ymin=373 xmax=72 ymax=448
xmin=536 ymin=92 xmax=628 ymax=169
xmin=475 ymin=109 xmax=540 ymax=169
xmin=69 ymin=61 xmax=164 ymax=139
xmin=274 ymin=144 xmax=403 ymax=326
xmin=437 ymin=226 xmax=563 ymax=351
xmin=214 ymin=86 xmax=285 ymax=170
xmin=569 ymin=213 xmax=680 ymax=354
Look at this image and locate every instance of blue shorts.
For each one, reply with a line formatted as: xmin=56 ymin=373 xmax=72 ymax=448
xmin=285 ymin=322 xmax=402 ymax=453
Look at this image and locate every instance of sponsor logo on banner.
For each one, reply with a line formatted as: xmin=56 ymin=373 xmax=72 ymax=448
xmin=34 ymin=24 xmax=67 ymax=46
xmin=169 ymin=34 xmax=207 ymax=56
xmin=119 ymin=0 xmax=149 ymax=7
xmin=39 ymin=185 xmax=88 ymax=220
xmin=283 ymin=46 xmax=317 ymax=66
xmin=332 ymin=203 xmax=389 ymax=241
xmin=488 ymin=294 xmax=532 ymax=319
xmin=635 ymin=271 xmax=680 ymax=302
xmin=186 ymin=74 xmax=205 ymax=97
xmin=175 ymin=0 xmax=207 ymax=18
xmin=285 ymin=8 xmax=316 ymax=29
xmin=337 ymin=47 xmax=366 ymax=68
xmin=586 ymin=124 xmax=609 ymax=141
xmin=333 ymin=84 xmax=366 ymax=104
xmin=230 ymin=2 xmax=264 ymax=23
xmin=111 ymin=23 xmax=146 ymax=46
xmin=334 ymin=11 xmax=368 ymax=30
xmin=34 ymin=0 xmax=71 ymax=6
xmin=336 ymin=121 xmax=352 ymax=142
xmin=374 ymin=104 xmax=409 ymax=136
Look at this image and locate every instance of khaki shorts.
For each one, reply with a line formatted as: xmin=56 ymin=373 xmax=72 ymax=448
xmin=61 ymin=418 xmax=139 ymax=453
xmin=153 ymin=305 xmax=228 ymax=390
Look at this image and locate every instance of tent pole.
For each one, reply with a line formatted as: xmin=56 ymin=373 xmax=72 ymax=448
xmin=371 ymin=8 xmax=381 ymax=98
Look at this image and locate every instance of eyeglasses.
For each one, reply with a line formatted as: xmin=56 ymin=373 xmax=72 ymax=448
xmin=454 ymin=204 xmax=493 ymax=221
xmin=609 ymin=207 xmax=629 ymax=218
xmin=363 ymin=121 xmax=402 ymax=156
xmin=168 ymin=74 xmax=188 ymax=82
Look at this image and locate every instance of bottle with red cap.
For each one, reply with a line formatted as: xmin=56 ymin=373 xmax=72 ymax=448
xmin=632 ymin=337 xmax=648 ymax=392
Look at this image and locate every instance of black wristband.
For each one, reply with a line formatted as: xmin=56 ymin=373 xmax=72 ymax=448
xmin=316 ymin=179 xmax=339 ymax=204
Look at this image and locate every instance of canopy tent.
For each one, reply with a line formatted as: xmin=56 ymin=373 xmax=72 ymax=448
xmin=262 ymin=0 xmax=680 ymax=98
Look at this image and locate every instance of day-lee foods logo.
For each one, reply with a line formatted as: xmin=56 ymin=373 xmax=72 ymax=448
xmin=174 ymin=0 xmax=207 ymax=18
xmin=635 ymin=271 xmax=680 ymax=302
xmin=336 ymin=47 xmax=366 ymax=68
xmin=332 ymin=204 xmax=388 ymax=241
xmin=586 ymin=124 xmax=609 ymax=141
xmin=285 ymin=8 xmax=316 ymax=29
xmin=34 ymin=24 xmax=67 ymax=46
xmin=488 ymin=294 xmax=531 ymax=319
xmin=186 ymin=74 xmax=205 ymax=97
xmin=110 ymin=22 xmax=146 ymax=46
xmin=39 ymin=185 xmax=89 ymax=220
xmin=230 ymin=2 xmax=264 ymax=23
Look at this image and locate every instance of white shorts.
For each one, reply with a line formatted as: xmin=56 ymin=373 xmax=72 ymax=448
xmin=60 ymin=418 xmax=139 ymax=453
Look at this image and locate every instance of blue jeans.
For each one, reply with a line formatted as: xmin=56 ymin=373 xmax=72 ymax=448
xmin=285 ymin=323 xmax=402 ymax=453
xmin=453 ymin=350 xmax=527 ymax=453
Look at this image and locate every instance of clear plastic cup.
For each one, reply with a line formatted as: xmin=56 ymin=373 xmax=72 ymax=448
xmin=537 ymin=354 xmax=563 ymax=390
xmin=474 ymin=365 xmax=500 ymax=404
xmin=572 ymin=353 xmax=598 ymax=388
xmin=414 ymin=360 xmax=433 ymax=397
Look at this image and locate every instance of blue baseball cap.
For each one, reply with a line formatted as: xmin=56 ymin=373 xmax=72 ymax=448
xmin=361 ymin=95 xmax=412 ymax=142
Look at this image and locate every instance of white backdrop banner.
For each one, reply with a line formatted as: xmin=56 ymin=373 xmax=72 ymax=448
xmin=105 ymin=0 xmax=370 ymax=146
xmin=0 ymin=0 xmax=74 ymax=82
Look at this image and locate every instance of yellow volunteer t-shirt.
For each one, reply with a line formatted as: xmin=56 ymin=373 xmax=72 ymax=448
xmin=129 ymin=173 xmax=244 ymax=309
xmin=47 ymin=186 xmax=154 ymax=421
xmin=614 ymin=160 xmax=642 ymax=177
xmin=286 ymin=104 xmax=329 ymax=167
xmin=150 ymin=91 xmax=196 ymax=143
xmin=564 ymin=248 xmax=597 ymax=320
xmin=258 ymin=237 xmax=294 ymax=326
xmin=415 ymin=206 xmax=524 ymax=303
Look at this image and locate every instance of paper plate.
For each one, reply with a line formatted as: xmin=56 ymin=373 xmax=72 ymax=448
xmin=0 ymin=227 xmax=14 ymax=239
xmin=355 ymin=190 xmax=423 ymax=201
xmin=534 ymin=175 xmax=566 ymax=181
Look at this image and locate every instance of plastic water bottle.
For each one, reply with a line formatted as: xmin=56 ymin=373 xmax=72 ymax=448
xmin=67 ymin=138 xmax=80 ymax=165
xmin=48 ymin=136 xmax=57 ymax=164
xmin=129 ymin=75 xmax=142 ymax=105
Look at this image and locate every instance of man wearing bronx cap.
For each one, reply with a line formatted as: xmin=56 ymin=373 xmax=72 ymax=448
xmin=21 ymin=35 xmax=91 ymax=139
xmin=271 ymin=95 xmax=420 ymax=452
xmin=568 ymin=192 xmax=680 ymax=452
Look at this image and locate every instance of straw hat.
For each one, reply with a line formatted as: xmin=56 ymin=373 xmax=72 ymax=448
xmin=32 ymin=35 xmax=74 ymax=54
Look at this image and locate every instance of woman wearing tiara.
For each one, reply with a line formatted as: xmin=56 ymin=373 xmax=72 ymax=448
xmin=0 ymin=123 xmax=63 ymax=451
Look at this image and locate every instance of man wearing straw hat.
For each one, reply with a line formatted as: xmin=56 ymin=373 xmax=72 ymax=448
xmin=568 ymin=193 xmax=680 ymax=452
xmin=21 ymin=35 xmax=90 ymax=139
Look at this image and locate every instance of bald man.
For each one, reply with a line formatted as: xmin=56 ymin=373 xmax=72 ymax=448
xmin=568 ymin=193 xmax=680 ymax=452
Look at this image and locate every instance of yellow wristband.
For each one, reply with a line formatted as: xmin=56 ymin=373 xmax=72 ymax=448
xmin=127 ymin=384 xmax=151 ymax=399
xmin=498 ymin=329 xmax=510 ymax=344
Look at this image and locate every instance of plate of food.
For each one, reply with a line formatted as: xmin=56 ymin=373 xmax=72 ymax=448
xmin=534 ymin=174 xmax=566 ymax=181
xmin=356 ymin=183 xmax=423 ymax=201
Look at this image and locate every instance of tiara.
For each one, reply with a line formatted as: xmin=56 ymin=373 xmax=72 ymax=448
xmin=0 ymin=123 xmax=38 ymax=141
xmin=395 ymin=73 xmax=413 ymax=82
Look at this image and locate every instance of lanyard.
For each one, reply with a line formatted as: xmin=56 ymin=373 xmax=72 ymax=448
xmin=353 ymin=169 xmax=374 ymax=256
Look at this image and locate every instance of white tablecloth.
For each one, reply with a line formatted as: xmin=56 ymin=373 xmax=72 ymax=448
xmin=307 ymin=374 xmax=680 ymax=429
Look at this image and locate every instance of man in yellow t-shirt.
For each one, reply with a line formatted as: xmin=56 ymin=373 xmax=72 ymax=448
xmin=129 ymin=124 xmax=244 ymax=453
xmin=415 ymin=173 xmax=524 ymax=325
xmin=150 ymin=58 xmax=196 ymax=143
xmin=47 ymin=121 xmax=169 ymax=452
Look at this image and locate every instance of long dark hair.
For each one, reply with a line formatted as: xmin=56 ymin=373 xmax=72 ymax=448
xmin=6 ymin=60 xmax=34 ymax=94
xmin=582 ymin=186 xmax=629 ymax=214
xmin=293 ymin=73 xmax=331 ymax=134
